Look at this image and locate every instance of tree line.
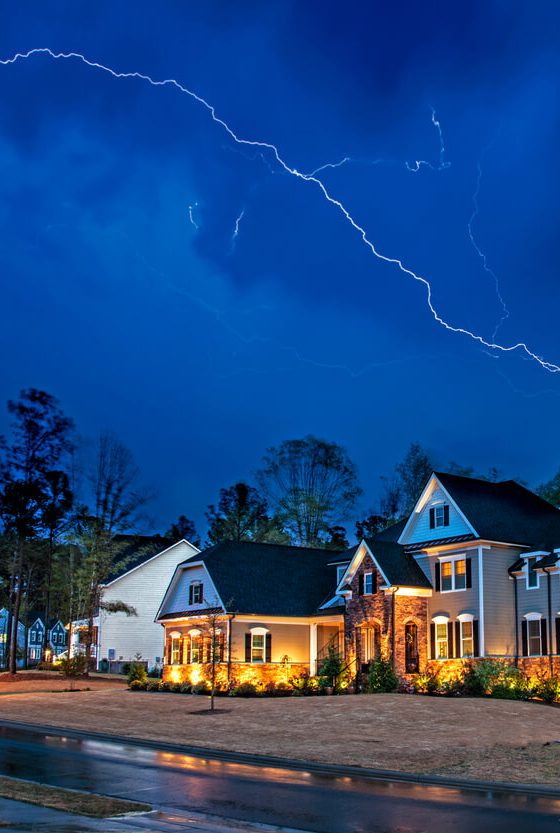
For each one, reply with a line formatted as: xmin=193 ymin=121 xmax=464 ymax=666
xmin=2 ymin=388 xmax=559 ymax=673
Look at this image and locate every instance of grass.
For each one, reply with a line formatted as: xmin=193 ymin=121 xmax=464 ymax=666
xmin=0 ymin=775 xmax=151 ymax=818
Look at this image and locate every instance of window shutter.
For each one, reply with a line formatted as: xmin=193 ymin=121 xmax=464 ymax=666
xmin=455 ymin=621 xmax=461 ymax=657
xmin=434 ymin=562 xmax=441 ymax=592
xmin=188 ymin=584 xmax=193 ymax=605
xmin=265 ymin=633 xmax=272 ymax=663
xmin=166 ymin=638 xmax=172 ymax=665
xmin=541 ymin=618 xmax=548 ymax=656
xmin=447 ymin=621 xmax=454 ymax=658
xmin=429 ymin=508 xmax=435 ymax=529
xmin=521 ymin=620 xmax=528 ymax=656
xmin=245 ymin=633 xmax=251 ymax=663
xmin=443 ymin=505 xmax=450 ymax=526
xmin=358 ymin=573 xmax=364 ymax=595
xmin=473 ymin=619 xmax=479 ymax=657
xmin=556 ymin=617 xmax=560 ymax=655
xmin=430 ymin=623 xmax=436 ymax=659
xmin=372 ymin=571 xmax=377 ymax=594
xmin=465 ymin=558 xmax=472 ymax=589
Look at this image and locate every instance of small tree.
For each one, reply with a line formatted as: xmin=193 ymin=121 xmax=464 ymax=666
xmin=59 ymin=654 xmax=88 ymax=690
xmin=318 ymin=642 xmax=344 ymax=690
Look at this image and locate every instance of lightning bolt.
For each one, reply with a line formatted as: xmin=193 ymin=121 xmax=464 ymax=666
xmin=229 ymin=209 xmax=245 ymax=252
xmin=187 ymin=202 xmax=199 ymax=230
xmin=467 ymin=160 xmax=509 ymax=339
xmin=1 ymin=48 xmax=558 ymax=373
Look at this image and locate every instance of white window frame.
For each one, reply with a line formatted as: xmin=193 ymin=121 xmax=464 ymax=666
xmin=363 ymin=571 xmax=373 ymax=595
xmin=250 ymin=627 xmax=269 ymax=664
xmin=189 ymin=628 xmax=202 ymax=664
xmin=439 ymin=555 xmax=467 ymax=593
xmin=525 ymin=613 xmax=543 ymax=656
xmin=457 ymin=613 xmax=474 ymax=657
xmin=336 ymin=565 xmax=347 ymax=585
xmin=190 ymin=581 xmax=204 ymax=604
xmin=433 ymin=503 xmax=449 ymax=528
xmin=525 ymin=556 xmax=540 ymax=590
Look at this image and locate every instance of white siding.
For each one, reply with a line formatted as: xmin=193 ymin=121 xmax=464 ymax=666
xmin=402 ymin=484 xmax=473 ymax=545
xmin=98 ymin=540 xmax=198 ymax=668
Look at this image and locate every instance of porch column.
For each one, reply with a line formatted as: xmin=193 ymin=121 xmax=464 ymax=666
xmin=310 ymin=623 xmax=318 ymax=676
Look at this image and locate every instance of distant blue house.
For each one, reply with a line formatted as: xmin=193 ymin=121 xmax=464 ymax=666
xmin=26 ymin=613 xmax=67 ymax=665
xmin=0 ymin=608 xmax=26 ymax=669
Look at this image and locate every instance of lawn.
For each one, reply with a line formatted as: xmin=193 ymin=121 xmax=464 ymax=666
xmin=0 ymin=775 xmax=151 ymax=817
xmin=0 ymin=687 xmax=559 ymax=785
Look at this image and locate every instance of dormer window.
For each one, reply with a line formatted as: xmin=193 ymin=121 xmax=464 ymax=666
xmin=189 ymin=581 xmax=203 ymax=605
xmin=336 ymin=565 xmax=347 ymax=585
xmin=430 ymin=503 xmax=450 ymax=529
xmin=525 ymin=557 xmax=539 ymax=589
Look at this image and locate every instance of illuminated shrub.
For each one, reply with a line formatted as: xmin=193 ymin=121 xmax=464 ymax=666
xmin=233 ymin=682 xmax=259 ymax=697
xmin=366 ymin=657 xmax=399 ymax=693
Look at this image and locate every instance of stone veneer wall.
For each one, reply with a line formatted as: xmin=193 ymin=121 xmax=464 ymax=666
xmin=163 ymin=661 xmax=309 ymax=687
xmin=344 ymin=552 xmax=428 ymax=678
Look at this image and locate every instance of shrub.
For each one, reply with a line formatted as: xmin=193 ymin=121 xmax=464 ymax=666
xmin=158 ymin=680 xmax=174 ymax=692
xmin=318 ymin=644 xmax=344 ymax=689
xmin=233 ymin=682 xmax=258 ymax=697
xmin=129 ymin=679 xmax=147 ymax=691
xmin=37 ymin=661 xmax=55 ymax=672
xmin=533 ymin=674 xmax=560 ymax=704
xmin=275 ymin=682 xmax=293 ymax=697
xmin=127 ymin=662 xmax=148 ymax=686
xmin=146 ymin=680 xmax=160 ymax=691
xmin=411 ymin=669 xmax=440 ymax=694
xmin=290 ymin=673 xmax=318 ymax=695
xmin=179 ymin=682 xmax=192 ymax=694
xmin=439 ymin=675 xmax=464 ymax=697
xmin=59 ymin=655 xmax=88 ymax=679
xmin=366 ymin=657 xmax=399 ymax=693
xmin=192 ymin=681 xmax=211 ymax=695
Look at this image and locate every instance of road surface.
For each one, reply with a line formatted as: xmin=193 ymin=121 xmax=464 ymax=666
xmin=0 ymin=724 xmax=558 ymax=832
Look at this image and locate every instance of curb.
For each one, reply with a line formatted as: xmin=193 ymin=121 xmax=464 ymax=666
xmin=0 ymin=718 xmax=559 ymax=799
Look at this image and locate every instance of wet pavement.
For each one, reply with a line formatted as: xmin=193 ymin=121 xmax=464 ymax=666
xmin=0 ymin=724 xmax=558 ymax=832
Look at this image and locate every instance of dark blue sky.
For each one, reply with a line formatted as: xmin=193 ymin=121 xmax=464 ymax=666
xmin=1 ymin=2 xmax=559 ymax=535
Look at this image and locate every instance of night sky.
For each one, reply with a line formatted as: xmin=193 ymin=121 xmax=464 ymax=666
xmin=1 ymin=2 xmax=559 ymax=535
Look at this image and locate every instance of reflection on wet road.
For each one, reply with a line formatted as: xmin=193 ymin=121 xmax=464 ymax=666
xmin=0 ymin=725 xmax=558 ymax=832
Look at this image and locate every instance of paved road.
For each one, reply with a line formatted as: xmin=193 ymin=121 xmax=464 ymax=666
xmin=0 ymin=725 xmax=558 ymax=832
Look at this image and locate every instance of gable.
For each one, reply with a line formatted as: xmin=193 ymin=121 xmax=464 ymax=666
xmin=338 ymin=542 xmax=391 ymax=592
xmin=104 ymin=539 xmax=199 ymax=589
xmin=158 ymin=561 xmax=224 ymax=619
xmin=399 ymin=476 xmax=476 ymax=546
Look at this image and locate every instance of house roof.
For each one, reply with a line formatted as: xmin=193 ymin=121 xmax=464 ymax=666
xmin=365 ymin=538 xmax=432 ymax=589
xmin=177 ymin=540 xmax=344 ymax=617
xmin=434 ymin=472 xmax=560 ymax=550
xmin=159 ymin=606 xmax=224 ymax=621
xmin=104 ymin=535 xmax=174 ymax=584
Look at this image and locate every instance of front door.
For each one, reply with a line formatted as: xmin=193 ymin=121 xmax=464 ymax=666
xmin=405 ymin=623 xmax=419 ymax=673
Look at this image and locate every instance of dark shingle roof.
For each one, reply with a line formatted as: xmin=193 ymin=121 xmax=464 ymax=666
xmin=365 ymin=538 xmax=432 ymax=589
xmin=179 ymin=541 xmax=343 ymax=616
xmin=435 ymin=472 xmax=560 ymax=550
xmin=104 ymin=535 xmax=174 ymax=584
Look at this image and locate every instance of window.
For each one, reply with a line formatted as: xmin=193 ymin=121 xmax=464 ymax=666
xmin=436 ymin=623 xmax=448 ymax=658
xmin=364 ymin=572 xmax=373 ymax=595
xmin=29 ymin=631 xmax=36 ymax=643
xmin=171 ymin=637 xmax=181 ymax=664
xmin=190 ymin=634 xmax=201 ymax=663
xmin=361 ymin=625 xmax=380 ymax=662
xmin=440 ymin=558 xmax=467 ymax=592
xmin=461 ymin=620 xmax=474 ymax=657
xmin=336 ymin=565 xmax=347 ymax=585
xmin=528 ymin=619 xmax=542 ymax=656
xmin=189 ymin=582 xmax=203 ymax=605
xmin=430 ymin=503 xmax=450 ymax=529
xmin=526 ymin=557 xmax=539 ymax=589
xmin=251 ymin=633 xmax=265 ymax=663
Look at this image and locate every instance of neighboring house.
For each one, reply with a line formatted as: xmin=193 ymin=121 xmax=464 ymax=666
xmin=0 ymin=608 xmax=26 ymax=669
xmin=97 ymin=537 xmax=199 ymax=671
xmin=27 ymin=615 xmax=46 ymax=665
xmin=156 ymin=541 xmax=350 ymax=686
xmin=157 ymin=472 xmax=560 ymax=685
xmin=27 ymin=615 xmax=67 ymax=665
